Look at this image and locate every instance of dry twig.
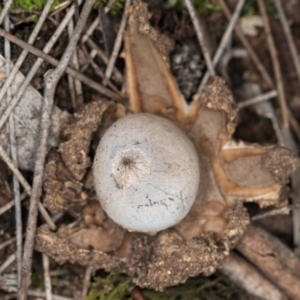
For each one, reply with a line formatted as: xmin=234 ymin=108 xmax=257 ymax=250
xmin=43 ymin=254 xmax=52 ymax=300
xmin=256 ymin=0 xmax=289 ymax=129
xmin=4 ymin=8 xmax=22 ymax=290
xmin=237 ymin=90 xmax=278 ymax=108
xmin=0 ymin=29 xmax=122 ymax=102
xmin=222 ymin=252 xmax=284 ymax=300
xmin=0 ymin=0 xmax=55 ymax=104
xmin=67 ymin=16 xmax=83 ymax=108
xmin=274 ymin=0 xmax=300 ymax=86
xmin=81 ymin=266 xmax=93 ymax=299
xmin=237 ymin=225 xmax=300 ymax=300
xmin=104 ymin=0 xmax=131 ymax=82
xmin=184 ymin=0 xmax=215 ymax=76
xmin=19 ymin=1 xmax=95 ymax=298
xmin=218 ymin=0 xmax=274 ymax=88
xmin=0 ymin=0 xmax=13 ymax=24
xmin=198 ymin=0 xmax=245 ymax=91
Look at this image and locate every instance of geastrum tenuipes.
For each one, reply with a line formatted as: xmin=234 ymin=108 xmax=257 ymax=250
xmin=35 ymin=0 xmax=299 ymax=290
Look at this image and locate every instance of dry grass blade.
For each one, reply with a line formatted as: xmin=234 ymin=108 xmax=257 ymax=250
xmin=184 ymin=0 xmax=215 ymax=76
xmin=198 ymin=0 xmax=246 ymax=91
xmin=256 ymin=0 xmax=289 ymax=129
xmin=43 ymin=254 xmax=53 ymax=300
xmin=0 ymin=0 xmax=13 ymax=24
xmin=104 ymin=0 xmax=131 ymax=82
xmin=274 ymin=0 xmax=300 ymax=86
xmin=4 ymin=8 xmax=22 ymax=289
xmin=218 ymin=0 xmax=274 ymax=89
xmin=20 ymin=1 xmax=95 ymax=298
xmin=237 ymin=90 xmax=278 ymax=108
xmin=0 ymin=29 xmax=122 ymax=102
xmin=0 ymin=0 xmax=55 ymax=104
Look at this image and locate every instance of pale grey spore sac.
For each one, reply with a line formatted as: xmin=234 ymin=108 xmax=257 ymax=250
xmin=93 ymin=113 xmax=200 ymax=233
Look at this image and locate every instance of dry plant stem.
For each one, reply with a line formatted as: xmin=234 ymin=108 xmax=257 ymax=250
xmin=218 ymin=0 xmax=274 ymax=88
xmin=0 ymin=0 xmax=13 ymax=24
xmin=0 ymin=193 xmax=26 ymax=216
xmin=274 ymin=0 xmax=300 ymax=86
xmin=85 ymin=38 xmax=123 ymax=83
xmin=221 ymin=252 xmax=284 ymax=300
xmin=89 ymin=54 xmax=120 ymax=93
xmin=0 ymin=29 xmax=121 ymax=103
xmin=1 ymin=286 xmax=72 ymax=300
xmin=198 ymin=0 xmax=245 ymax=91
xmin=237 ymin=90 xmax=278 ymax=108
xmin=0 ymin=145 xmax=55 ymax=230
xmin=105 ymin=0 xmax=118 ymax=13
xmin=256 ymin=0 xmax=289 ymax=129
xmin=0 ymin=252 xmax=16 ymax=274
xmin=81 ymin=18 xmax=99 ymax=43
xmin=0 ymin=2 xmax=82 ymax=131
xmin=20 ymin=1 xmax=95 ymax=299
xmin=237 ymin=225 xmax=300 ymax=300
xmin=251 ymin=203 xmax=300 ymax=221
xmin=104 ymin=0 xmax=131 ymax=82
xmin=0 ymin=237 xmax=16 ymax=251
xmin=184 ymin=0 xmax=215 ymax=76
xmin=67 ymin=16 xmax=83 ymax=108
xmin=0 ymin=0 xmax=55 ymax=104
xmin=4 ymin=11 xmax=22 ymax=290
xmin=81 ymin=266 xmax=93 ymax=298
xmin=42 ymin=254 xmax=52 ymax=300
xmin=220 ymin=48 xmax=247 ymax=83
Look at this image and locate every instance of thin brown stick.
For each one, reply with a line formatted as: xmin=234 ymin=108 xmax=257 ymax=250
xmin=67 ymin=16 xmax=83 ymax=108
xmin=89 ymin=53 xmax=120 ymax=93
xmin=218 ymin=0 xmax=274 ymax=88
xmin=85 ymin=37 xmax=123 ymax=83
xmin=0 ymin=0 xmax=55 ymax=104
xmin=4 ymin=9 xmax=22 ymax=290
xmin=256 ymin=0 xmax=289 ymax=129
xmin=0 ymin=252 xmax=16 ymax=273
xmin=237 ymin=90 xmax=278 ymax=108
xmin=0 ymin=0 xmax=75 ymax=104
xmin=237 ymin=225 xmax=300 ymax=300
xmin=42 ymin=254 xmax=52 ymax=300
xmin=184 ymin=0 xmax=215 ymax=76
xmin=274 ymin=0 xmax=300 ymax=86
xmin=0 ymin=193 xmax=27 ymax=216
xmin=1 ymin=284 xmax=73 ymax=300
xmin=0 ymin=144 xmax=56 ymax=230
xmin=0 ymin=29 xmax=121 ymax=132
xmin=20 ymin=1 xmax=95 ymax=299
xmin=198 ymin=0 xmax=246 ymax=91
xmin=0 ymin=30 xmax=122 ymax=100
xmin=104 ymin=0 xmax=131 ymax=81
xmin=81 ymin=266 xmax=93 ymax=298
xmin=0 ymin=0 xmax=13 ymax=24
xmin=0 ymin=237 xmax=17 ymax=251
xmin=221 ymin=252 xmax=285 ymax=300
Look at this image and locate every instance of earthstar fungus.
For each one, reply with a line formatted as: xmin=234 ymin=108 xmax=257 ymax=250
xmin=35 ymin=0 xmax=299 ymax=291
xmin=93 ymin=113 xmax=200 ymax=233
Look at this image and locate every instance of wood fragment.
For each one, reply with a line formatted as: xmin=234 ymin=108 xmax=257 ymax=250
xmin=237 ymin=225 xmax=300 ymax=300
xmin=222 ymin=252 xmax=285 ymax=300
